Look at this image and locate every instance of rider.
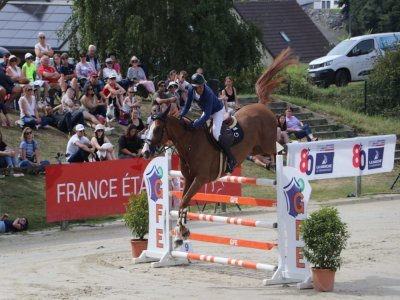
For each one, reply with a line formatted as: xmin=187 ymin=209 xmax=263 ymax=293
xmin=179 ymin=73 xmax=236 ymax=173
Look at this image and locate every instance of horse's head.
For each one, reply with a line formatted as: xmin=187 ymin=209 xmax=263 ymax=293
xmin=142 ymin=105 xmax=171 ymax=159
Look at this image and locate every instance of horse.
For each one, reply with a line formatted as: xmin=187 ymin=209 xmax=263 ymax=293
xmin=143 ymin=48 xmax=298 ymax=247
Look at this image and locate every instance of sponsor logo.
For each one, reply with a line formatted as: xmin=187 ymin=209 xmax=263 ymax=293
xmin=283 ymin=177 xmax=305 ymax=218
xmin=315 ymin=152 xmax=335 ymax=174
xmin=145 ymin=165 xmax=163 ymax=202
xmin=367 ymin=140 xmax=385 ymax=170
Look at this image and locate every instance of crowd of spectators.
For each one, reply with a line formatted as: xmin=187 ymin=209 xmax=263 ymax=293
xmin=0 ymin=31 xmax=319 ymax=173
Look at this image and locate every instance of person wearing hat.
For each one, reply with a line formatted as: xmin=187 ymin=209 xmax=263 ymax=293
xmin=179 ymin=73 xmax=236 ymax=173
xmin=165 ymin=81 xmax=180 ymax=111
xmin=6 ymin=55 xmax=29 ymax=85
xmin=22 ymin=53 xmax=50 ymax=103
xmin=65 ymin=124 xmax=95 ymax=163
xmin=103 ymin=57 xmax=120 ymax=81
xmin=0 ymin=52 xmax=10 ymax=69
xmin=90 ymin=124 xmax=116 ymax=161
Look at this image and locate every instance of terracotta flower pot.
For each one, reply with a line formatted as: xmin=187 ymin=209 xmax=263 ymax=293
xmin=130 ymin=239 xmax=148 ymax=258
xmin=312 ymin=268 xmax=336 ymax=292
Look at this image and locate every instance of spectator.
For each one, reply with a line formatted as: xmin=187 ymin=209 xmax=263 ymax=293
xmin=53 ymin=53 xmax=62 ymax=72
xmin=165 ymin=81 xmax=180 ymax=112
xmin=165 ymin=69 xmax=177 ymax=87
xmin=102 ymin=74 xmax=125 ymax=122
xmin=128 ymin=108 xmax=145 ymax=137
xmin=0 ymin=52 xmax=10 ymax=69
xmin=66 ymin=124 xmax=95 ymax=163
xmin=80 ymin=83 xmax=105 ymax=126
xmin=87 ymin=45 xmax=104 ymax=89
xmin=0 ymin=89 xmax=13 ymax=127
xmin=285 ymin=107 xmax=318 ymax=142
xmin=103 ymin=57 xmax=119 ymax=81
xmin=108 ymin=52 xmax=121 ymax=77
xmin=122 ymin=87 xmax=142 ymax=118
xmin=22 ymin=52 xmax=49 ymax=102
xmin=18 ymin=127 xmax=50 ymax=168
xmin=118 ymin=124 xmax=143 ymax=159
xmin=276 ymin=114 xmax=291 ymax=145
xmin=0 ymin=213 xmax=28 ymax=233
xmin=34 ymin=32 xmax=54 ymax=67
xmin=0 ymin=129 xmax=18 ymax=168
xmin=83 ymin=71 xmax=105 ymax=102
xmin=18 ymin=85 xmax=43 ymax=128
xmin=58 ymin=52 xmax=78 ymax=94
xmin=6 ymin=55 xmax=29 ymax=84
xmin=91 ymin=124 xmax=116 ymax=161
xmin=76 ymin=50 xmax=95 ymax=88
xmin=0 ymin=65 xmax=22 ymax=113
xmin=152 ymin=80 xmax=177 ymax=112
xmin=247 ymin=155 xmax=275 ymax=170
xmin=221 ymin=76 xmax=239 ymax=114
xmin=176 ymin=70 xmax=189 ymax=106
xmin=38 ymin=55 xmax=61 ymax=106
xmin=61 ymin=87 xmax=96 ymax=129
xmin=126 ymin=56 xmax=155 ymax=93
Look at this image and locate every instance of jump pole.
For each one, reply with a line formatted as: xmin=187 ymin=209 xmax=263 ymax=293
xmin=134 ymin=150 xmax=312 ymax=288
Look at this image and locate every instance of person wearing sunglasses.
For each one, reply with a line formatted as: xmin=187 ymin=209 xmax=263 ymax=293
xmin=18 ymin=85 xmax=43 ymax=128
xmin=18 ymin=127 xmax=50 ymax=168
xmin=66 ymin=124 xmax=95 ymax=163
xmin=126 ymin=55 xmax=155 ymax=94
xmin=152 ymin=80 xmax=178 ymax=113
xmin=34 ymin=32 xmax=54 ymax=67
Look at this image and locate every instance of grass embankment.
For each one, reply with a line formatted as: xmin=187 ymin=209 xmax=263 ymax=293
xmin=1 ymin=95 xmax=399 ymax=231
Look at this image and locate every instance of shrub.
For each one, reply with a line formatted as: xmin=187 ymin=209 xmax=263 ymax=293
xmin=123 ymin=191 xmax=149 ymax=240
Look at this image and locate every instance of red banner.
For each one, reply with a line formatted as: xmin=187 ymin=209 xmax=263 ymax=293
xmin=46 ymin=156 xmax=241 ymax=222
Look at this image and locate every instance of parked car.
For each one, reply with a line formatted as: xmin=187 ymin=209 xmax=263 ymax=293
xmin=308 ymin=32 xmax=400 ymax=87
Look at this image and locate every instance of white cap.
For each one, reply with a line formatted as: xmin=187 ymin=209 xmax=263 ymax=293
xmin=75 ymin=124 xmax=85 ymax=131
xmin=25 ymin=53 xmax=34 ymax=59
xmin=95 ymin=124 xmax=105 ymax=132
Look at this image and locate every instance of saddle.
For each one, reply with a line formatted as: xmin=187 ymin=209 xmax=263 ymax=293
xmin=205 ymin=115 xmax=244 ymax=149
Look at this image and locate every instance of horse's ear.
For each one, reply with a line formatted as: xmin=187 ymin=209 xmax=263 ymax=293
xmin=161 ymin=105 xmax=171 ymax=119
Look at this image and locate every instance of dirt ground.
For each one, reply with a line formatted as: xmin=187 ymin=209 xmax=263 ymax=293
xmin=1 ymin=195 xmax=400 ymax=300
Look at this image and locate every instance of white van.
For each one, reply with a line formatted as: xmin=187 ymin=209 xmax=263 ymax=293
xmin=308 ymin=32 xmax=400 ymax=87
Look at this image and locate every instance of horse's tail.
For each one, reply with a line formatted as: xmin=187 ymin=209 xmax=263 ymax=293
xmin=255 ymin=47 xmax=298 ymax=105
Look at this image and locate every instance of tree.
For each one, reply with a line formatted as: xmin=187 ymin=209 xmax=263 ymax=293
xmin=59 ymin=0 xmax=262 ymax=80
xmin=339 ymin=0 xmax=400 ymax=36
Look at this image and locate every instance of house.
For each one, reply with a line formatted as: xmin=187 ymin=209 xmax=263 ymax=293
xmin=0 ymin=0 xmax=72 ymax=56
xmin=233 ymin=0 xmax=330 ymax=63
xmin=313 ymin=0 xmax=340 ymax=9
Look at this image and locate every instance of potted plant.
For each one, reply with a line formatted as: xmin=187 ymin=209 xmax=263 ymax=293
xmin=299 ymin=206 xmax=350 ymax=292
xmin=123 ymin=191 xmax=149 ymax=258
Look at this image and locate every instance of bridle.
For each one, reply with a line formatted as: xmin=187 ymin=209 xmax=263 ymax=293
xmin=145 ymin=116 xmax=171 ymax=155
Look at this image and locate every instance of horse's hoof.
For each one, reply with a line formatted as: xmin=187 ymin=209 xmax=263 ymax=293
xmin=174 ymin=239 xmax=183 ymax=248
xmin=182 ymin=228 xmax=191 ymax=240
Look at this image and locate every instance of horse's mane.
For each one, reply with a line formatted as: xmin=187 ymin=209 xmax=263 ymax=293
xmin=255 ymin=47 xmax=298 ymax=105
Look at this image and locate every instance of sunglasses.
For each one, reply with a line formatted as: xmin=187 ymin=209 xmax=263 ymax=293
xmin=96 ymin=129 xmax=104 ymax=132
xmin=78 ymin=130 xmax=85 ymax=133
xmin=25 ymin=131 xmax=33 ymax=135
xmin=27 ymin=88 xmax=33 ymax=91
xmin=106 ymin=61 xmax=112 ymax=64
xmin=39 ymin=36 xmax=45 ymax=39
xmin=131 ymin=60 xmax=138 ymax=63
xmin=26 ymin=57 xmax=33 ymax=60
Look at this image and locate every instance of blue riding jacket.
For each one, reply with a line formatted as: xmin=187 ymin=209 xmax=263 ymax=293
xmin=179 ymin=85 xmax=223 ymax=129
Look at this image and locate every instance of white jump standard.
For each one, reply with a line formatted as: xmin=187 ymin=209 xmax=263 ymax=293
xmin=134 ymin=150 xmax=313 ymax=288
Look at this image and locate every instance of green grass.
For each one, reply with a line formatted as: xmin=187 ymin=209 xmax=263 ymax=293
xmin=1 ymin=96 xmax=399 ymax=231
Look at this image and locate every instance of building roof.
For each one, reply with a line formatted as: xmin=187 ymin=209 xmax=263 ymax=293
xmin=0 ymin=1 xmax=72 ymax=52
xmin=233 ymin=0 xmax=330 ymax=62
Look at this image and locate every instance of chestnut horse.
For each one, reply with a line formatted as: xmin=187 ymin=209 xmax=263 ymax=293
xmin=143 ymin=48 xmax=298 ymax=247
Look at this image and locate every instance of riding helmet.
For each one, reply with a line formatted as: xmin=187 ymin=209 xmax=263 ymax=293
xmin=191 ymin=73 xmax=206 ymax=87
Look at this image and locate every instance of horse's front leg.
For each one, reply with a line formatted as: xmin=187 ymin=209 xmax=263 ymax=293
xmin=174 ymin=177 xmax=206 ymax=248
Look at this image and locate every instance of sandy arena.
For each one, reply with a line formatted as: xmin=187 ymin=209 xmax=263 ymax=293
xmin=1 ymin=195 xmax=400 ymax=300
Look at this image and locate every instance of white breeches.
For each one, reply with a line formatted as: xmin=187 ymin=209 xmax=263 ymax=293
xmin=211 ymin=107 xmax=225 ymax=141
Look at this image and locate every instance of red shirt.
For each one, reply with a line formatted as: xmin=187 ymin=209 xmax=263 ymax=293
xmin=38 ymin=65 xmax=59 ymax=83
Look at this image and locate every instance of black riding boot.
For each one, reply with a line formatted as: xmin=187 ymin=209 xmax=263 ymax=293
xmin=218 ymin=136 xmax=237 ymax=174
